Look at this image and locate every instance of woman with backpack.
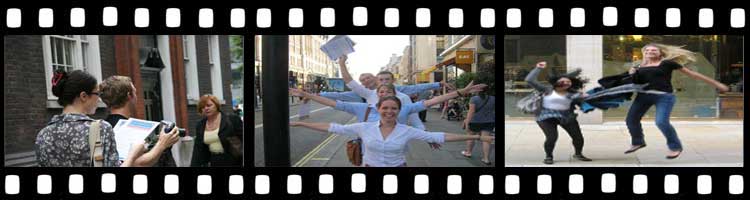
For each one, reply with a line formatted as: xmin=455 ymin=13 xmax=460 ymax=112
xmin=524 ymin=61 xmax=592 ymax=165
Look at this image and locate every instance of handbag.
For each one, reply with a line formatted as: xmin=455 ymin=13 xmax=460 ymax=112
xmin=88 ymin=120 xmax=104 ymax=167
xmin=516 ymin=90 xmax=545 ymax=115
xmin=224 ymin=115 xmax=244 ymax=160
xmin=346 ymin=107 xmax=371 ymax=166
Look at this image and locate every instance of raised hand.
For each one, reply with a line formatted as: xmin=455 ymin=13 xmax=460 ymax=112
xmin=460 ymin=81 xmax=488 ymax=94
xmin=338 ymin=55 xmax=348 ymax=65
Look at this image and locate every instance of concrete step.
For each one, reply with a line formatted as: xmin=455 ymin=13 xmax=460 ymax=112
xmin=5 ymin=151 xmax=37 ymax=167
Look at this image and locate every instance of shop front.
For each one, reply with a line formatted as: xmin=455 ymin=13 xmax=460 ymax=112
xmin=504 ymin=35 xmax=744 ymax=121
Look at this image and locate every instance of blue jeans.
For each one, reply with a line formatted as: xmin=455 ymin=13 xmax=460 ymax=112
xmin=625 ymin=93 xmax=682 ymax=151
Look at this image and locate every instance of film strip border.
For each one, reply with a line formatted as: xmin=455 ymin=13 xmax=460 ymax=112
xmin=0 ymin=168 xmax=496 ymax=198
xmin=0 ymin=6 xmax=497 ymax=34
xmin=1 ymin=6 xmax=747 ymax=33
xmin=0 ymin=4 xmax=499 ymax=199
xmin=504 ymin=167 xmax=746 ymax=198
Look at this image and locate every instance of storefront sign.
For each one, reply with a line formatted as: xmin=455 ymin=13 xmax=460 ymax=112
xmin=456 ymin=50 xmax=474 ymax=64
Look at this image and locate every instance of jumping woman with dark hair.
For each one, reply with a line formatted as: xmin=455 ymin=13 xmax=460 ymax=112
xmin=525 ymin=61 xmax=593 ymax=165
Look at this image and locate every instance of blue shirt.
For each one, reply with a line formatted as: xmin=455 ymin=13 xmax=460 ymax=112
xmin=320 ymin=91 xmax=365 ymax=103
xmin=334 ymin=100 xmax=428 ymax=123
xmin=328 ymin=121 xmax=446 ymax=167
xmin=319 ymin=82 xmax=440 ymax=103
xmin=469 ymin=96 xmax=495 ymax=123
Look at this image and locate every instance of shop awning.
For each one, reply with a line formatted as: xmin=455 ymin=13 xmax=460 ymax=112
xmin=421 ymin=58 xmax=456 ymax=75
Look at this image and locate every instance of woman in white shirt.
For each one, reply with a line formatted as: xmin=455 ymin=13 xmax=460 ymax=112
xmin=290 ymin=96 xmax=495 ymax=167
xmin=524 ymin=61 xmax=592 ymax=165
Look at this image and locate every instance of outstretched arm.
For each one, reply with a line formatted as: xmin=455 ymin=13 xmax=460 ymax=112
xmin=320 ymin=91 xmax=364 ymax=102
xmin=678 ymin=67 xmax=729 ymax=92
xmin=290 ymin=88 xmax=337 ymax=107
xmin=291 ymin=122 xmax=362 ymax=137
xmin=290 ymin=121 xmax=332 ymax=133
xmin=397 ymin=82 xmax=444 ymax=96
xmin=423 ymin=81 xmax=487 ymax=107
xmin=444 ymin=133 xmax=494 ymax=143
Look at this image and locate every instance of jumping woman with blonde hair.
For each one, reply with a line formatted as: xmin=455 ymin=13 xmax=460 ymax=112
xmin=623 ymin=43 xmax=729 ymax=159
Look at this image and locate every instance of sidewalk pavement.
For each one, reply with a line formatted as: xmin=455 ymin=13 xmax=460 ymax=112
xmin=504 ymin=121 xmax=744 ymax=167
xmin=255 ymin=97 xmax=305 ymax=112
xmin=299 ymin=108 xmax=496 ymax=167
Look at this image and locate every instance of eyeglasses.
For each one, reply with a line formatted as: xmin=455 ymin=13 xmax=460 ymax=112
xmin=88 ymin=91 xmax=100 ymax=96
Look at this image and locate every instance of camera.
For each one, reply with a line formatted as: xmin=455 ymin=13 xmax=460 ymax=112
xmin=160 ymin=120 xmax=186 ymax=137
xmin=145 ymin=120 xmax=186 ymax=151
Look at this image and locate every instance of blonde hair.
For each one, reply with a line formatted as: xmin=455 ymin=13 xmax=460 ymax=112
xmin=100 ymin=76 xmax=133 ymax=109
xmin=640 ymin=43 xmax=696 ymax=66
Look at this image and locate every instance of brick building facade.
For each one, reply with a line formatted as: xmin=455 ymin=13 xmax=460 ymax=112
xmin=4 ymin=35 xmax=238 ymax=161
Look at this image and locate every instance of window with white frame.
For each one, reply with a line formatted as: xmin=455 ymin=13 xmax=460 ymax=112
xmin=182 ymin=36 xmax=190 ymax=61
xmin=183 ymin=35 xmax=201 ymax=103
xmin=42 ymin=35 xmax=102 ymax=105
xmin=208 ymin=36 xmax=215 ymax=65
xmin=209 ymin=35 xmax=224 ymax=101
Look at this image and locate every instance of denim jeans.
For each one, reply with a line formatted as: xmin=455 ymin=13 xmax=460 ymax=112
xmin=625 ymin=93 xmax=682 ymax=151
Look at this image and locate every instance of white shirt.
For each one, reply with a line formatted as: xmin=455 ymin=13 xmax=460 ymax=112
xmin=542 ymin=91 xmax=573 ymax=110
xmin=328 ymin=121 xmax=446 ymax=167
xmin=346 ymin=80 xmax=426 ymax=130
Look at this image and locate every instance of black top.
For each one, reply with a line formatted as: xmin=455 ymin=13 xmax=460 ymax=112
xmin=104 ymin=114 xmax=128 ymax=129
xmin=104 ymin=114 xmax=176 ymax=167
xmin=191 ymin=112 xmax=243 ymax=167
xmin=633 ymin=60 xmax=683 ymax=93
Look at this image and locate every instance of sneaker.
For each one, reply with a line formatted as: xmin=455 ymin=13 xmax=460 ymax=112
xmin=573 ymin=154 xmax=592 ymax=161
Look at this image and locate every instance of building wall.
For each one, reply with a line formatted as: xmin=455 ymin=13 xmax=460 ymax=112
xmin=414 ymin=35 xmax=437 ymax=71
xmin=279 ymin=35 xmax=333 ymax=87
xmin=398 ymin=46 xmax=412 ymax=83
xmin=4 ymin=35 xmax=116 ymax=154
xmin=187 ymin=35 xmax=234 ymax=137
xmin=3 ymin=35 xmax=235 ymax=154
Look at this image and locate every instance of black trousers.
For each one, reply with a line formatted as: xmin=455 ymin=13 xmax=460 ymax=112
xmin=536 ymin=118 xmax=585 ymax=157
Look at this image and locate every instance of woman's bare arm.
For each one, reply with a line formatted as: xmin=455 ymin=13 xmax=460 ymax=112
xmin=678 ymin=67 xmax=729 ymax=92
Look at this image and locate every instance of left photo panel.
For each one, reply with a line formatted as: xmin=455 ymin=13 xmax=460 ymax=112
xmin=4 ymin=35 xmax=245 ymax=167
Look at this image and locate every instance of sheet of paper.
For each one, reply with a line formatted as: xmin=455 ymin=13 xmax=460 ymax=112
xmin=113 ymin=118 xmax=160 ymax=160
xmin=320 ymin=35 xmax=356 ymax=60
xmin=113 ymin=119 xmax=127 ymax=131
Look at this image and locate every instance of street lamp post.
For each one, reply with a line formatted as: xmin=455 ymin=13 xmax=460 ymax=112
xmin=262 ymin=36 xmax=291 ymax=166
